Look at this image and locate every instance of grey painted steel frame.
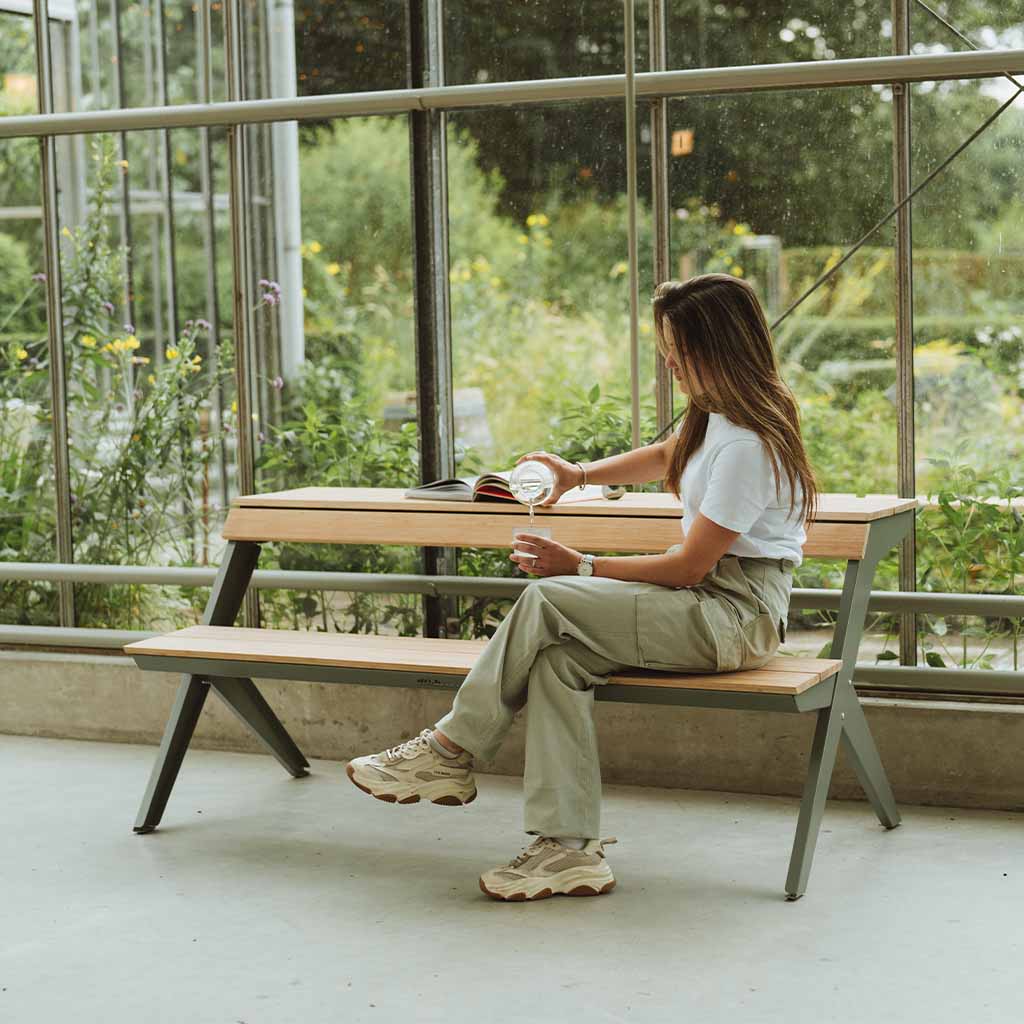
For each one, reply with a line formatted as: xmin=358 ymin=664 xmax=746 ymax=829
xmin=624 ymin=0 xmax=641 ymax=450
xmin=648 ymin=0 xmax=673 ymax=443
xmin=32 ymin=0 xmax=76 ymax=627
xmin=132 ymin=539 xmax=308 ymax=833
xmin=224 ymin=0 xmax=260 ymax=628
xmin=893 ymin=0 xmax=918 ymax=668
xmin=408 ymin=0 xmax=459 ymax=639
xmin=131 ymin=511 xmax=914 ymax=897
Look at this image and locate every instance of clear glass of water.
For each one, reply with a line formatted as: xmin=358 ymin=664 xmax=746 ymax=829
xmin=512 ymin=525 xmax=552 ymax=564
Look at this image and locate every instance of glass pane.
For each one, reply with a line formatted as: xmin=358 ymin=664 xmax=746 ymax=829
xmin=48 ymin=131 xmax=235 ymax=629
xmin=911 ymin=3 xmax=1024 ymax=53
xmin=246 ymin=117 xmax=420 ymax=634
xmin=666 ymin=87 xmax=899 ymax=659
xmin=667 ymin=0 xmax=889 ymax=70
xmin=0 ymin=117 xmax=58 ymax=624
xmin=445 ymin=2 xmax=648 ymax=85
xmin=910 ymin=76 xmax=1024 ymax=671
xmin=448 ymin=100 xmax=654 ymax=473
xmin=293 ymin=1 xmax=407 ymax=96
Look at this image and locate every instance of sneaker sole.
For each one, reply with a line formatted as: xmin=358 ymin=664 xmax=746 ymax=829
xmin=479 ymin=877 xmax=616 ymax=901
xmin=345 ymin=762 xmax=477 ymax=806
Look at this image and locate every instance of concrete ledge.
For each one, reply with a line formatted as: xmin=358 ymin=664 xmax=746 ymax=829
xmin=1 ymin=651 xmax=1021 ymax=811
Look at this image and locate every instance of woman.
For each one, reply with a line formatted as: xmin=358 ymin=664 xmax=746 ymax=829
xmin=346 ymin=274 xmax=820 ymax=901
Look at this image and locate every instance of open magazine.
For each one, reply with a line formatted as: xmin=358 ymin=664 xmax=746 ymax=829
xmin=404 ymin=469 xmax=605 ymax=503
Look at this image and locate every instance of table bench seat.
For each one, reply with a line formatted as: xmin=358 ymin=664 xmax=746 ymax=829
xmin=125 ymin=625 xmax=843 ymax=697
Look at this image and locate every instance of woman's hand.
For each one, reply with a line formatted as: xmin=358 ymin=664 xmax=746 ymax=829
xmin=514 ymin=450 xmax=583 ymax=506
xmin=510 ymin=534 xmax=584 ymax=577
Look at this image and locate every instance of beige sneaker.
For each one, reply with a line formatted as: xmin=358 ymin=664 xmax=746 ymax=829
xmin=479 ymin=836 xmax=618 ymax=901
xmin=345 ymin=728 xmax=476 ymax=806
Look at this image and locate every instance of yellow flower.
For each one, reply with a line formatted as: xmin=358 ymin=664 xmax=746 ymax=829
xmin=471 ymin=257 xmax=490 ymax=273
xmin=732 ymin=223 xmax=748 ymax=236
xmin=610 ymin=261 xmax=628 ymax=278
xmin=111 ymin=338 xmax=125 ymax=351
xmin=61 ymin=226 xmax=71 ymax=238
xmin=309 ymin=241 xmax=322 ymax=254
xmin=537 ymin=213 xmax=550 ymax=227
xmin=733 ymin=266 xmax=744 ymax=277
xmin=190 ymin=363 xmax=201 ymax=373
xmin=102 ymin=342 xmax=113 ymax=352
xmin=125 ymin=335 xmax=140 ymax=349
xmin=460 ymin=269 xmax=471 ymax=281
xmin=147 ymin=374 xmax=156 ymax=385
xmin=165 ymin=346 xmax=179 ymax=360
xmin=16 ymin=347 xmax=28 ymax=360
xmin=301 ymin=287 xmax=308 ymax=297
xmin=526 ymin=214 xmax=538 ymax=227
xmin=192 ymin=354 xmax=202 ymax=363
xmin=231 ymin=399 xmax=237 ymax=413
xmin=131 ymin=433 xmax=141 ymax=442
xmin=517 ymin=234 xmax=529 ymax=245
xmin=81 ymin=334 xmax=97 ymax=348
xmin=119 ymin=159 xmax=129 ymax=169
xmin=140 ymin=356 xmax=150 ymax=364
xmin=326 ymin=262 xmax=341 ymax=276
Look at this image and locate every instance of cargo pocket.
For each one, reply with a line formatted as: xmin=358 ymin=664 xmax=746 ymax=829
xmin=634 ymin=588 xmax=724 ymax=673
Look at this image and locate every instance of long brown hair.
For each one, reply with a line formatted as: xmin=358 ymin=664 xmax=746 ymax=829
xmin=652 ymin=274 xmax=819 ymax=529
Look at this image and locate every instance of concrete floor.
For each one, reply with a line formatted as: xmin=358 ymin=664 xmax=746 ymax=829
xmin=1 ymin=736 xmax=1021 ymax=1024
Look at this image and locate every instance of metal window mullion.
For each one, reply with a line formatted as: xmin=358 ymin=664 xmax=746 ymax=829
xmin=408 ymin=0 xmax=457 ymax=639
xmin=196 ymin=0 xmax=228 ymax=513
xmin=893 ymin=0 xmax=918 ymax=667
xmin=624 ymin=0 xmax=640 ymax=451
xmin=32 ymin=0 xmax=75 ymax=627
xmin=154 ymin=0 xmax=179 ymax=345
xmin=5 ymin=49 xmax=1024 ymax=141
xmin=112 ymin=0 xmax=137 ymax=330
xmin=225 ymin=0 xmax=260 ymax=627
xmin=648 ymin=0 xmax=672 ymax=446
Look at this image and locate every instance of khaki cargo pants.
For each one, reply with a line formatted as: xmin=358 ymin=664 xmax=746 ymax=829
xmin=435 ymin=551 xmax=795 ymax=839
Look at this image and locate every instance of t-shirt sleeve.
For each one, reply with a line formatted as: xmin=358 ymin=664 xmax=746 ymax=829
xmin=699 ymin=439 xmax=778 ymax=534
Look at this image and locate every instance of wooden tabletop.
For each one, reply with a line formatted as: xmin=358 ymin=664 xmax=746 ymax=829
xmin=232 ymin=486 xmax=919 ymax=523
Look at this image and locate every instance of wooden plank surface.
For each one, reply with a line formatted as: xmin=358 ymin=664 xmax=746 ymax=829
xmin=222 ymin=506 xmax=868 ymax=558
xmin=231 ymin=487 xmax=919 ymax=522
xmin=123 ymin=626 xmax=842 ymax=695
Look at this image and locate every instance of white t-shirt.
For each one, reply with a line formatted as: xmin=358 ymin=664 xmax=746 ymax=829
xmin=677 ymin=412 xmax=806 ymax=567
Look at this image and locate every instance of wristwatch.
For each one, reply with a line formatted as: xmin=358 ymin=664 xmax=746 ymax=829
xmin=576 ymin=553 xmax=595 ymax=577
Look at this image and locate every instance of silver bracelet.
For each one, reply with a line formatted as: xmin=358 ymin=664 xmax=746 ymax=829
xmin=574 ymin=461 xmax=587 ymax=490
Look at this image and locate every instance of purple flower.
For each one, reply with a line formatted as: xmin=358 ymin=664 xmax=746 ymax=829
xmin=102 ymin=301 xmax=114 ymax=314
xmin=123 ymin=323 xmax=135 ymax=334
xmin=258 ymin=278 xmax=270 ymax=288
xmin=185 ymin=319 xmax=194 ymax=329
xmin=257 ymin=431 xmax=266 ymax=443
xmin=196 ymin=318 xmax=211 ymax=331
xmin=271 ymin=375 xmax=284 ymax=391
xmin=32 ymin=272 xmax=47 ymax=283
xmin=260 ymin=291 xmax=280 ymax=306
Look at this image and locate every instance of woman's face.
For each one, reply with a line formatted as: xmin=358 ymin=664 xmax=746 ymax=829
xmin=661 ymin=325 xmax=717 ymax=404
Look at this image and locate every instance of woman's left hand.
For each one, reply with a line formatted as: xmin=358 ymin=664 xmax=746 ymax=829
xmin=510 ymin=535 xmax=584 ymax=577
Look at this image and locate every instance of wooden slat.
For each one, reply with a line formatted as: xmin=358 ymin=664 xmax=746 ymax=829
xmin=123 ymin=626 xmax=842 ymax=696
xmin=222 ymin=506 xmax=868 ymax=558
xmin=231 ymin=487 xmax=919 ymax=521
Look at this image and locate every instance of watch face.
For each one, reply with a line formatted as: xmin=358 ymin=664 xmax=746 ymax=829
xmin=578 ymin=556 xmax=593 ymax=576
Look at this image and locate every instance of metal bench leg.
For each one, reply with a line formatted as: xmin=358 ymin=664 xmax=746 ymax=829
xmin=133 ymin=673 xmax=210 ymax=833
xmin=133 ymin=540 xmax=261 ymax=833
xmin=784 ymin=685 xmax=846 ymax=901
xmin=840 ymin=692 xmax=901 ymax=829
xmin=209 ymin=676 xmax=309 ymax=777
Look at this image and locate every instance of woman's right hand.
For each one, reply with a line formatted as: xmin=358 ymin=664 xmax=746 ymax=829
xmin=514 ymin=451 xmax=583 ymax=506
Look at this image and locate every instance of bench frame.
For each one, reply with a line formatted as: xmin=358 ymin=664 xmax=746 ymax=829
xmin=131 ymin=501 xmax=916 ymax=901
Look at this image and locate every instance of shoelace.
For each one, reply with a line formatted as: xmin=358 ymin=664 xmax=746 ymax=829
xmin=507 ymin=837 xmax=562 ymax=869
xmin=382 ymin=728 xmax=433 ymax=763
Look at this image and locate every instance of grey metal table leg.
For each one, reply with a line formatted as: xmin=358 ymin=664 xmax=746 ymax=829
xmin=209 ymin=676 xmax=309 ymax=777
xmin=133 ymin=540 xmax=264 ymax=833
xmin=133 ymin=673 xmax=210 ymax=833
xmin=784 ymin=681 xmax=846 ymax=900
xmin=839 ymin=692 xmax=901 ymax=829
